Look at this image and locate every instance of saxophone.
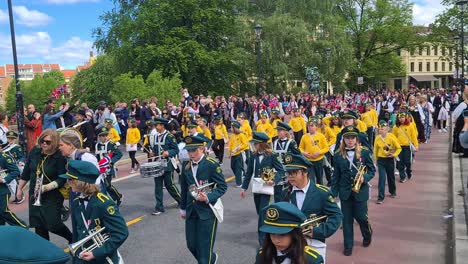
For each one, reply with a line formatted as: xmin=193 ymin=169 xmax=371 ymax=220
xmin=352 ymin=165 xmax=366 ymax=193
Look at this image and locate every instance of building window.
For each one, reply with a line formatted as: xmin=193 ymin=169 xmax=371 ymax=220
xmin=426 ymin=47 xmax=430 ymax=56
xmin=434 ymin=62 xmax=438 ymax=72
xmin=442 ymin=47 xmax=446 ymax=56
xmin=449 ymin=48 xmax=453 ymax=56
xmin=450 ymin=62 xmax=453 ymax=71
xmin=434 ymin=46 xmax=438 ymax=56
xmin=396 ymin=49 xmax=401 ymax=56
xmin=418 ymin=62 xmax=423 ymax=72
xmin=410 ymin=62 xmax=415 ymax=72
xmin=442 ymin=62 xmax=446 ymax=71
xmin=426 ymin=62 xmax=430 ymax=72
xmin=419 ymin=47 xmax=423 ymax=56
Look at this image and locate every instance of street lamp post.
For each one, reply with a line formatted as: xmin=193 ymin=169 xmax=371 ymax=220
xmin=455 ymin=36 xmax=460 ymax=87
xmin=457 ymin=0 xmax=468 ymax=92
xmin=325 ymin=48 xmax=332 ymax=95
xmin=7 ymin=0 xmax=26 ymax=150
xmin=254 ymin=24 xmax=263 ymax=96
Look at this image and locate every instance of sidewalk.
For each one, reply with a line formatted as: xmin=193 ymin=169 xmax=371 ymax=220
xmin=452 ymin=151 xmax=468 ymax=264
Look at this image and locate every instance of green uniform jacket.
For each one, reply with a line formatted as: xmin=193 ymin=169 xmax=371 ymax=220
xmin=95 ymin=142 xmax=122 ymax=176
xmin=71 ymin=193 xmax=128 ymax=264
xmin=21 ymin=147 xmax=67 ymax=228
xmin=283 ymin=183 xmax=342 ymax=242
xmin=331 ymin=148 xmax=375 ymax=201
xmin=180 ymin=156 xmax=227 ymax=220
xmin=242 ymin=153 xmax=285 ymax=190
xmin=335 ymin=131 xmax=371 ymax=151
xmin=151 ymin=131 xmax=178 ymax=172
xmin=0 ymin=153 xmax=20 ymax=196
xmin=255 ymin=245 xmax=324 ymax=264
xmin=4 ymin=144 xmax=25 ymax=163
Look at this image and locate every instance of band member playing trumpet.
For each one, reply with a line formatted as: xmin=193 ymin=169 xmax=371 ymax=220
xmin=17 ymin=129 xmax=73 ymax=243
xmin=256 ymin=202 xmax=324 ymax=264
xmin=374 ymin=121 xmax=402 ymax=204
xmin=61 ymin=160 xmax=128 ymax=263
xmin=228 ymin=121 xmax=248 ymax=187
xmin=282 ymin=153 xmax=342 ymax=262
xmin=240 ymin=132 xmax=285 ymax=245
xmin=299 ymin=117 xmax=329 ymax=185
xmin=152 ymin=117 xmax=181 ymax=215
xmin=0 ymin=152 xmax=27 ymax=227
xmin=331 ymin=126 xmax=375 ymax=256
xmin=180 ymin=135 xmax=227 ymax=264
xmin=95 ymin=127 xmax=123 ymax=206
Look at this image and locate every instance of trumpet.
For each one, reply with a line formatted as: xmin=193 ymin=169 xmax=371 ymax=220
xmin=189 ymin=182 xmax=215 ymax=199
xmin=33 ymin=172 xmax=44 ymax=207
xmin=352 ymin=164 xmax=366 ymax=193
xmin=68 ymin=227 xmax=110 ymax=257
xmin=301 ymin=214 xmax=327 ymax=236
xmin=261 ymin=168 xmax=276 ymax=183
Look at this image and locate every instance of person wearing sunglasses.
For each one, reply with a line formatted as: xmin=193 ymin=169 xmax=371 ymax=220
xmin=16 ymin=129 xmax=73 ymax=244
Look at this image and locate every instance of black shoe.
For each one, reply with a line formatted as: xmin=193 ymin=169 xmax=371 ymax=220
xmin=363 ymin=237 xmax=372 ymax=247
xmin=400 ymin=178 xmax=407 ymax=183
xmin=343 ymin=248 xmax=352 ymax=256
xmin=376 ymin=199 xmax=383 ymax=204
xmin=151 ymin=210 xmax=162 ymax=216
xmin=390 ymin=193 xmax=397 ymax=198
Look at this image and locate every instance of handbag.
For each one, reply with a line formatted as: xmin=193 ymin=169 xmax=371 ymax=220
xmin=252 ymin=178 xmax=274 ymax=195
xmin=126 ymin=144 xmax=137 ymax=152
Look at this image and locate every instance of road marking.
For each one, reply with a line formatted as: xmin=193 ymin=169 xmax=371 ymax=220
xmin=64 ymin=215 xmax=146 ymax=253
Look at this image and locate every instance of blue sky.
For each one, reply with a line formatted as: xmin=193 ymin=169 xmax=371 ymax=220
xmin=0 ymin=0 xmax=448 ymax=70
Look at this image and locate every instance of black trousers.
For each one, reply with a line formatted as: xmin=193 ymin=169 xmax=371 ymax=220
xmin=212 ymin=139 xmax=225 ymax=163
xmin=129 ymin=151 xmax=139 ymax=168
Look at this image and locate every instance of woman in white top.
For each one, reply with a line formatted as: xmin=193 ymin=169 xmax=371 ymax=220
xmin=0 ymin=113 xmax=9 ymax=146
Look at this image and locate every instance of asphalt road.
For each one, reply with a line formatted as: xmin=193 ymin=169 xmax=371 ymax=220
xmin=10 ymin=132 xmax=451 ymax=264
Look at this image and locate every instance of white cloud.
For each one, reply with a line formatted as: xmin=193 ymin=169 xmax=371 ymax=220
xmin=0 ymin=32 xmax=93 ymax=69
xmin=45 ymin=0 xmax=99 ymax=4
xmin=412 ymin=0 xmax=447 ymax=26
xmin=0 ymin=9 xmax=8 ymax=24
xmin=13 ymin=6 xmax=52 ymax=27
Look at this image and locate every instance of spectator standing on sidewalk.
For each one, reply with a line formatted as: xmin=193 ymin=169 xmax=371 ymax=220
xmin=126 ymin=118 xmax=141 ymax=174
xmin=453 ymin=89 xmax=468 ymax=157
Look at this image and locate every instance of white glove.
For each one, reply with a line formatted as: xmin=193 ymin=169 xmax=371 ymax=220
xmin=42 ymin=181 xmax=59 ymax=193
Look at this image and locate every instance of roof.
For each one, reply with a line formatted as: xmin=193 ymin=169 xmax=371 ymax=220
xmin=0 ymin=66 xmax=5 ymax=78
xmin=61 ymin=69 xmax=77 ymax=79
xmin=4 ymin=64 xmax=63 ymax=74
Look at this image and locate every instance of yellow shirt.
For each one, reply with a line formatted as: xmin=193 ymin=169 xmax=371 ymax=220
xmin=228 ymin=132 xmax=248 ymax=156
xmin=318 ymin=126 xmax=336 ymax=146
xmin=240 ymin=120 xmax=252 ymax=140
xmin=373 ymin=133 xmax=402 ymax=158
xmin=271 ymin=118 xmax=281 ymax=138
xmin=391 ymin=124 xmax=418 ymax=148
xmin=182 ymin=125 xmax=203 ymax=137
xmin=256 ymin=121 xmax=275 ymax=142
xmin=330 ymin=125 xmax=342 ymax=136
xmin=356 ymin=119 xmax=367 ymax=133
xmin=126 ymin=127 xmax=141 ymax=144
xmin=370 ymin=109 xmax=378 ymax=127
xmin=108 ymin=127 xmax=120 ymax=143
xmin=299 ymin=132 xmax=329 ymax=161
xmin=200 ymin=126 xmax=212 ymax=139
xmin=214 ymin=124 xmax=228 ymax=140
xmin=361 ymin=111 xmax=374 ymax=128
xmin=322 ymin=116 xmax=332 ymax=127
xmin=289 ymin=117 xmax=307 ymax=133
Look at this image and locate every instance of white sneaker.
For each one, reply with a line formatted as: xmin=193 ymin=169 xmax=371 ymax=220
xmin=130 ymin=169 xmax=135 ymax=174
xmin=442 ymin=128 xmax=447 ymax=133
xmin=438 ymin=129 xmax=442 ymax=133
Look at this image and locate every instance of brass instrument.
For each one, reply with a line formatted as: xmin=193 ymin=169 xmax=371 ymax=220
xmin=189 ymin=182 xmax=215 ymax=199
xmin=383 ymin=145 xmax=396 ymax=155
xmin=352 ymin=165 xmax=367 ymax=193
xmin=261 ymin=168 xmax=276 ymax=183
xmin=33 ymin=172 xmax=43 ymax=207
xmin=301 ymin=214 xmax=327 ymax=236
xmin=68 ymin=227 xmax=110 ymax=257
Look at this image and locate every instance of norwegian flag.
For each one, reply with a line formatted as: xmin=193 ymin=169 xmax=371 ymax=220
xmin=57 ymin=84 xmax=67 ymax=94
xmin=50 ymin=88 xmax=59 ymax=99
xmin=98 ymin=153 xmax=113 ymax=174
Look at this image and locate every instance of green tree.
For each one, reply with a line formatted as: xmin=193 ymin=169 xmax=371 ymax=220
xmin=43 ymin=70 xmax=65 ymax=84
xmin=337 ymin=0 xmax=424 ymax=88
xmin=145 ymin=70 xmax=183 ymax=105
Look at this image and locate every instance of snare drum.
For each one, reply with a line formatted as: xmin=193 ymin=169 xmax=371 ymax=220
xmin=140 ymin=160 xmax=168 ymax=178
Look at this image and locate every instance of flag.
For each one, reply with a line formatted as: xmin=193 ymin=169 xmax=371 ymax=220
xmin=98 ymin=153 xmax=113 ymax=174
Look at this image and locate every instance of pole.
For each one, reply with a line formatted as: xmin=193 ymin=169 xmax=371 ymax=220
xmin=256 ymin=39 xmax=263 ymax=96
xmin=455 ymin=37 xmax=460 ymax=87
xmin=8 ymin=0 xmax=26 ymax=150
xmin=462 ymin=4 xmax=465 ymax=91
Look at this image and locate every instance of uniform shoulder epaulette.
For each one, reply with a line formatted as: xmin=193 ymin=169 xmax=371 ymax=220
xmin=1 ymin=152 xmax=7 ymax=158
xmin=96 ymin=192 xmax=111 ymax=203
xmin=361 ymin=146 xmax=369 ymax=150
xmin=304 ymin=246 xmax=320 ymax=259
xmin=206 ymin=157 xmax=218 ymax=164
xmin=315 ymin=184 xmax=329 ymax=192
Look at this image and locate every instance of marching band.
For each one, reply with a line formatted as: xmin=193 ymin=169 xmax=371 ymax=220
xmin=0 ymin=89 xmax=435 ymax=263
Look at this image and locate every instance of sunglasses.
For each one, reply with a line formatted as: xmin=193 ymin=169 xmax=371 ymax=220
xmin=162 ymin=112 xmax=168 ymax=115
xmin=40 ymin=140 xmax=52 ymax=146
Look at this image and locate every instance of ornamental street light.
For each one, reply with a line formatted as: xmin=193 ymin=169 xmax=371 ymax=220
xmin=7 ymin=0 xmax=26 ymax=151
xmin=254 ymin=23 xmax=263 ymax=96
xmin=325 ymin=48 xmax=332 ymax=95
xmin=457 ymin=0 xmax=468 ymax=91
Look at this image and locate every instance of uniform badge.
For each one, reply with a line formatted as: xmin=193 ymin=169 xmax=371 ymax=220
xmin=107 ymin=206 xmax=115 ymax=215
xmin=266 ymin=208 xmax=279 ymax=221
xmin=216 ymin=167 xmax=222 ymax=173
xmin=6 ymin=159 xmax=12 ymax=164
xmin=185 ymin=137 xmax=192 ymax=144
xmin=102 ymin=128 xmax=106 ymax=132
xmin=328 ymin=195 xmax=335 ymax=203
xmin=347 ymin=126 xmax=353 ymax=131
xmin=284 ymin=154 xmax=293 ymax=164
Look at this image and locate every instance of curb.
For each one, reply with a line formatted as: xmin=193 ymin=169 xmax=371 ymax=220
xmin=452 ymin=153 xmax=468 ymax=264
